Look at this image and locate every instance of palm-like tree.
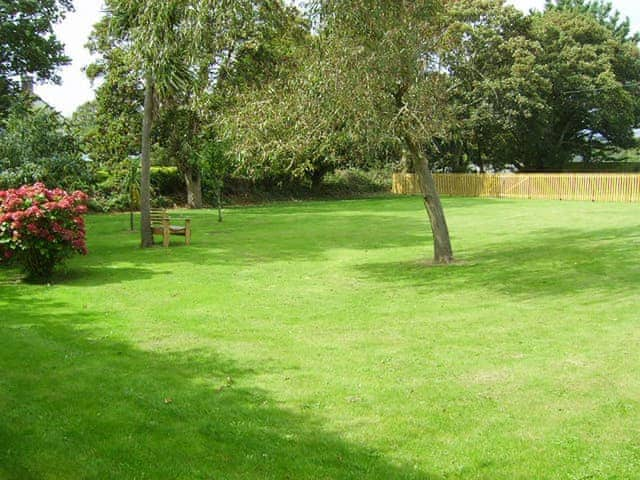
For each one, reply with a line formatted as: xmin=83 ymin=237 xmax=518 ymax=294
xmin=107 ymin=0 xmax=268 ymax=247
xmin=106 ymin=1 xmax=195 ymax=246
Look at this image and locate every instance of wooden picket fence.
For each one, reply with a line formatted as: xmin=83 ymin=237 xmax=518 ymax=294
xmin=391 ymin=173 xmax=640 ymax=202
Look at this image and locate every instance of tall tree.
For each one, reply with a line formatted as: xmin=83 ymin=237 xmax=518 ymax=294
xmin=437 ymin=0 xmax=640 ymax=172
xmin=438 ymin=0 xmax=549 ymax=172
xmin=226 ymin=0 xmax=454 ymax=263
xmin=518 ymin=8 xmax=640 ymax=169
xmin=0 ymin=0 xmax=72 ymax=116
xmin=92 ymin=1 xmax=305 ymax=217
xmin=84 ymin=30 xmax=144 ymax=168
xmin=173 ymin=1 xmax=308 ymax=206
xmin=105 ymin=0 xmax=196 ymax=246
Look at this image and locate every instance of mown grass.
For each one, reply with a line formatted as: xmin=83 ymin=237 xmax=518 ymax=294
xmin=1 ymin=196 xmax=639 ymax=479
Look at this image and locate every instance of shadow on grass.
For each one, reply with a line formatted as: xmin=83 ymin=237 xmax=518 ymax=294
xmin=19 ymin=197 xmax=507 ymax=288
xmin=352 ymin=225 xmax=640 ymax=300
xmin=0 ymin=293 xmax=438 ymax=479
xmin=4 ymin=199 xmax=637 ymax=293
xmin=53 ymin=265 xmax=174 ymax=286
xmin=38 ymin=198 xmax=635 ymax=290
xmin=57 ymin=205 xmax=438 ymax=284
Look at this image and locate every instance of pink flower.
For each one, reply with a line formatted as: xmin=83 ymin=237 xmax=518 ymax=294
xmin=24 ymin=205 xmax=43 ymax=218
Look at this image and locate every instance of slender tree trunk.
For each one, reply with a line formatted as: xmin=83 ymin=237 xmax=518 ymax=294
xmin=185 ymin=168 xmax=203 ymax=209
xmin=217 ymin=187 xmax=223 ymax=222
xmin=405 ymin=137 xmax=453 ymax=264
xmin=140 ymin=74 xmax=154 ymax=248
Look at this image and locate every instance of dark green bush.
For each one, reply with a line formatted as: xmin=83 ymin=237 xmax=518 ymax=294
xmin=88 ymin=193 xmax=131 ymax=213
xmin=321 ymin=168 xmax=391 ymax=195
xmin=150 ymin=166 xmax=185 ymax=197
xmin=0 ymin=103 xmax=95 ymax=192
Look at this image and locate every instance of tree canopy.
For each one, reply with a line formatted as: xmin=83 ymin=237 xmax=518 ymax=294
xmin=520 ymin=4 xmax=640 ymax=169
xmin=436 ymin=0 xmax=640 ymax=171
xmin=0 ymin=0 xmax=72 ymax=116
xmin=0 ymin=100 xmax=90 ymax=191
xmin=224 ymin=0 xmax=455 ymax=262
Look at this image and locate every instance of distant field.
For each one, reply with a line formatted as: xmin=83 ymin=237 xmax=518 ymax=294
xmin=1 ymin=197 xmax=639 ymax=479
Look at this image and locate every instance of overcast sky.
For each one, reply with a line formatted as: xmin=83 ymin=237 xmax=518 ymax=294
xmin=35 ymin=0 xmax=640 ymax=117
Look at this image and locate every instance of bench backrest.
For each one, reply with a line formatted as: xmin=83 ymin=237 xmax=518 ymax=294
xmin=150 ymin=208 xmax=169 ymax=227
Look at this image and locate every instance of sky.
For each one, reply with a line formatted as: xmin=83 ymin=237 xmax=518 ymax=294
xmin=34 ymin=0 xmax=105 ymax=117
xmin=35 ymin=0 xmax=640 ymax=117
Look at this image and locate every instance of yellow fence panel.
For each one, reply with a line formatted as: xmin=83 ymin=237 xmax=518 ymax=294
xmin=391 ymin=173 xmax=640 ymax=202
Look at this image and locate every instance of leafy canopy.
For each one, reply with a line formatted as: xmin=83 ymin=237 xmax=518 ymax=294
xmin=0 ymin=101 xmax=92 ymax=191
xmin=224 ymin=0 xmax=451 ymax=184
xmin=0 ymin=0 xmax=72 ymax=115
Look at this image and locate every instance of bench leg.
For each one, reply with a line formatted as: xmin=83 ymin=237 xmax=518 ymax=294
xmin=185 ymin=219 xmax=191 ymax=246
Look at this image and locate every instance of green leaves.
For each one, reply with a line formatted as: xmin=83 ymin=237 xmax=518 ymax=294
xmin=545 ymin=0 xmax=639 ymax=43
xmin=435 ymin=0 xmax=640 ymax=171
xmin=106 ymin=0 xmax=196 ymax=99
xmin=521 ymin=7 xmax=640 ymax=167
xmin=223 ymin=0 xmax=450 ymax=185
xmin=0 ymin=100 xmax=92 ymax=191
xmin=0 ymin=0 xmax=73 ymax=116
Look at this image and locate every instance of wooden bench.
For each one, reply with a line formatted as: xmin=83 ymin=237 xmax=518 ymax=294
xmin=150 ymin=208 xmax=191 ymax=247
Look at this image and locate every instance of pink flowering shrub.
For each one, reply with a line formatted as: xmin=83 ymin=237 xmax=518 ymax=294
xmin=0 ymin=183 xmax=89 ymax=280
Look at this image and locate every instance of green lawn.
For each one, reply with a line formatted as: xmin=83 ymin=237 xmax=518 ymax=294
xmin=1 ymin=196 xmax=639 ymax=479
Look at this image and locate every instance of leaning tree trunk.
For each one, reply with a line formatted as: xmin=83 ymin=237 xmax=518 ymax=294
xmin=140 ymin=74 xmax=155 ymax=248
xmin=184 ymin=168 xmax=203 ymax=209
xmin=405 ymin=137 xmax=453 ymax=264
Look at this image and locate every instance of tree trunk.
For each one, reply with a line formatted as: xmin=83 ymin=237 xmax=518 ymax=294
xmin=217 ymin=187 xmax=223 ymax=222
xmin=475 ymin=135 xmax=485 ymax=173
xmin=185 ymin=168 xmax=202 ymax=209
xmin=310 ymin=168 xmax=325 ymax=193
xmin=405 ymin=137 xmax=454 ymax=264
xmin=140 ymin=74 xmax=154 ymax=248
